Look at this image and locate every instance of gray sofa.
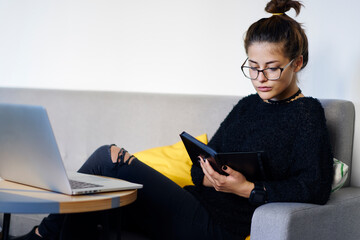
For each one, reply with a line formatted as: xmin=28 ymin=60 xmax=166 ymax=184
xmin=0 ymin=87 xmax=357 ymax=240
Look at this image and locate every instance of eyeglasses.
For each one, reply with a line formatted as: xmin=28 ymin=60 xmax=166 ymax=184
xmin=241 ymin=58 xmax=294 ymax=81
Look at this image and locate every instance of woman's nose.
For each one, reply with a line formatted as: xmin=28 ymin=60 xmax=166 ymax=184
xmin=257 ymin=71 xmax=268 ymax=82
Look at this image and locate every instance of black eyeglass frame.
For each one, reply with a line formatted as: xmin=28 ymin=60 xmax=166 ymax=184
xmin=241 ymin=57 xmax=295 ymax=81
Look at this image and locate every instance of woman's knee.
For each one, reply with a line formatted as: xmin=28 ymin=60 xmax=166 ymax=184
xmin=78 ymin=144 xmax=136 ymax=175
xmin=110 ymin=145 xmax=136 ymax=165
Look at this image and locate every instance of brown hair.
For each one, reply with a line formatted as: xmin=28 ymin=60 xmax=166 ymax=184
xmin=244 ymin=0 xmax=308 ymax=70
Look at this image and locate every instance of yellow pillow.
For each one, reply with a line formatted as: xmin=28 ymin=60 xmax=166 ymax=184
xmin=134 ymin=134 xmax=208 ymax=187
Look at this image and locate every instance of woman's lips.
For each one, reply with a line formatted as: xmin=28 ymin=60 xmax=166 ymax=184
xmin=258 ymin=86 xmax=272 ymax=92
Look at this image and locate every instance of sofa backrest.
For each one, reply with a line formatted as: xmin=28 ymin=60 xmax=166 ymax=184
xmin=0 ymin=88 xmax=355 ymax=186
xmin=0 ymin=88 xmax=240 ymax=172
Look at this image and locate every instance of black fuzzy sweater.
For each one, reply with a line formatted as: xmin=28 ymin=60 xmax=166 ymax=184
xmin=184 ymin=94 xmax=333 ymax=238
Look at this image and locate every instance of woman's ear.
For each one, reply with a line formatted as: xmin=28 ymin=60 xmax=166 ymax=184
xmin=293 ymin=55 xmax=303 ymax=72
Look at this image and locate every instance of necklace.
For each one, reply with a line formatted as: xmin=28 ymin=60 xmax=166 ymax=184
xmin=266 ymin=89 xmax=302 ymax=105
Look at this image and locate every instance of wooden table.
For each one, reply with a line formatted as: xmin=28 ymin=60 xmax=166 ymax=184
xmin=0 ymin=179 xmax=137 ymax=240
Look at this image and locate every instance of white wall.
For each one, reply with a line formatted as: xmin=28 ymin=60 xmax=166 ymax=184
xmin=1 ymin=0 xmax=360 ymax=184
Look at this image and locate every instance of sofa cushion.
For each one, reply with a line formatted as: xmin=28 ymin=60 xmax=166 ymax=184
xmin=134 ymin=134 xmax=207 ymax=187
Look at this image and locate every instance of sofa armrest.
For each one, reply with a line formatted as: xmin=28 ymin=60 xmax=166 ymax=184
xmin=250 ymin=187 xmax=360 ymax=240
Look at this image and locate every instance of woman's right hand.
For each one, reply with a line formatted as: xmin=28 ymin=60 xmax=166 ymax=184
xmin=199 ymin=156 xmax=254 ymax=198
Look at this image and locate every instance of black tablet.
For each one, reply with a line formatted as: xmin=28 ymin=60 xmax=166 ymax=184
xmin=180 ymin=131 xmax=266 ymax=181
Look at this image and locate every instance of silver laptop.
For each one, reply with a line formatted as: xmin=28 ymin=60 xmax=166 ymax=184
xmin=0 ymin=103 xmax=142 ymax=195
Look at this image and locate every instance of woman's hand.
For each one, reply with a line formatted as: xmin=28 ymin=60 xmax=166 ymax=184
xmin=199 ymin=156 xmax=254 ymax=198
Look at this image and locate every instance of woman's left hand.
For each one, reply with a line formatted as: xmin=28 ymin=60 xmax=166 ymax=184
xmin=199 ymin=156 xmax=254 ymax=198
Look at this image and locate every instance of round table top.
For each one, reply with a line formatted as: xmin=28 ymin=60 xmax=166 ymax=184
xmin=0 ymin=179 xmax=137 ymax=214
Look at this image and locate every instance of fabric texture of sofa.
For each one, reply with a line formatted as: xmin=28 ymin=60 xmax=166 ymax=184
xmin=0 ymin=87 xmax=357 ymax=240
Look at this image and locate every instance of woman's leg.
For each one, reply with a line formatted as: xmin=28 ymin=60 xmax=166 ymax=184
xmin=36 ymin=214 xmax=64 ymax=239
xmin=27 ymin=145 xmax=239 ymax=240
xmin=36 ymin=206 xmax=108 ymax=240
xmin=77 ymin=145 xmax=239 ymax=240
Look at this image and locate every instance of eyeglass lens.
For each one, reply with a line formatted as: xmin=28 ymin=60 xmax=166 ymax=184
xmin=244 ymin=67 xmax=282 ymax=80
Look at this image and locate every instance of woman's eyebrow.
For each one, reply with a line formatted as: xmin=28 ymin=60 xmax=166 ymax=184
xmin=248 ymin=59 xmax=280 ymax=65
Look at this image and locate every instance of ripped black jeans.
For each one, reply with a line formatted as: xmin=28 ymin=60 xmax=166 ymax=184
xmin=37 ymin=145 xmax=239 ymax=240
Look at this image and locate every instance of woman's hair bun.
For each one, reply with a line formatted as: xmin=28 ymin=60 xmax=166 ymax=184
xmin=244 ymin=0 xmax=308 ymax=71
xmin=265 ymin=0 xmax=303 ymax=16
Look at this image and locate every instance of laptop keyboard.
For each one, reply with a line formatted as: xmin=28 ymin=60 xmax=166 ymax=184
xmin=69 ymin=179 xmax=103 ymax=189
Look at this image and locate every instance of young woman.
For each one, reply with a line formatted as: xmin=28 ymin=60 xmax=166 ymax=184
xmin=15 ymin=0 xmax=333 ymax=239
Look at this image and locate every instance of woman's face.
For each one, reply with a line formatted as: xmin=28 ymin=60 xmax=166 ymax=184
xmin=246 ymin=42 xmax=303 ymax=101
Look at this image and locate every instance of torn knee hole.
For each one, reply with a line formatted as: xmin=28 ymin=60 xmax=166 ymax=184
xmin=127 ymin=155 xmax=136 ymax=164
xmin=110 ymin=145 xmax=121 ymax=163
xmin=116 ymin=148 xmax=135 ymax=165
